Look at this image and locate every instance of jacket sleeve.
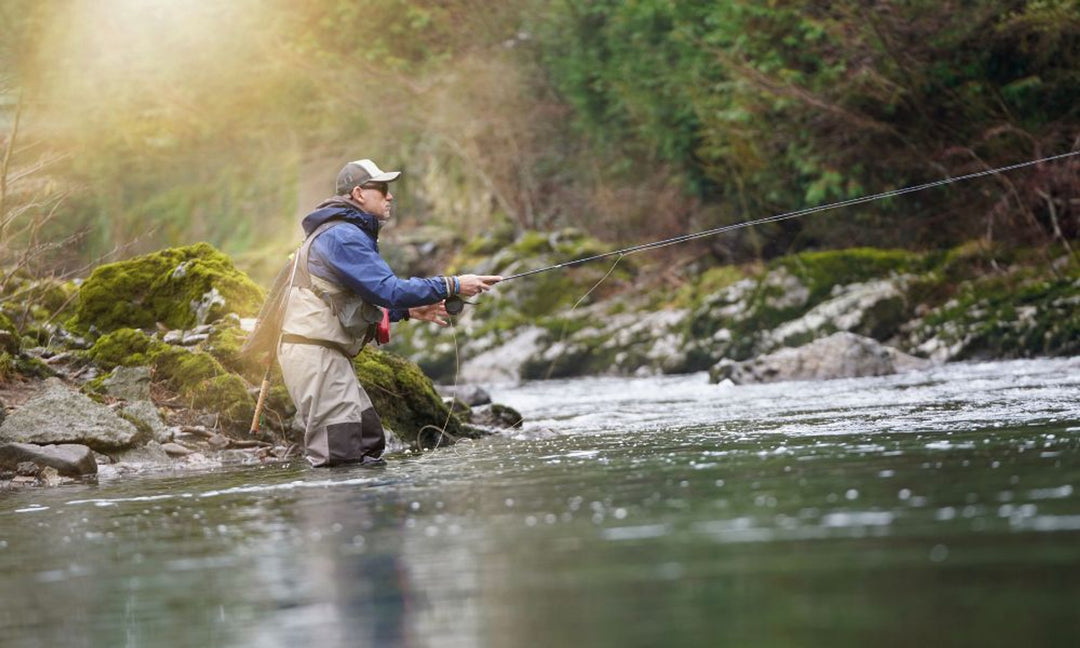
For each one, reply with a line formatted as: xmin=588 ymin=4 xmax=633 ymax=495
xmin=309 ymin=227 xmax=449 ymax=309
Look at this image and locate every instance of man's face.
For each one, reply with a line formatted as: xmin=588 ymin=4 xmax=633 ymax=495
xmin=352 ymin=182 xmax=394 ymax=221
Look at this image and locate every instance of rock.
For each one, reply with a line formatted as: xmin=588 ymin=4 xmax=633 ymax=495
xmin=162 ymin=330 xmax=185 ymax=345
xmin=68 ymin=242 xmax=264 ymax=334
xmin=161 ymin=442 xmax=194 ymax=457
xmin=16 ymin=461 xmax=40 ymax=476
xmin=0 ymin=378 xmax=145 ymax=452
xmin=711 ymin=331 xmax=930 ymax=385
xmin=102 ymin=366 xmax=152 ymax=400
xmin=38 ymin=466 xmax=64 ymax=487
xmin=207 ymin=434 xmax=230 ymax=449
xmin=176 ymin=452 xmax=216 ymax=469
xmin=460 ymin=327 xmax=546 ymax=383
xmin=0 ymin=442 xmax=98 ymax=476
xmin=112 ymin=440 xmax=172 ymax=465
xmin=470 ymin=403 xmax=524 ymax=429
xmin=764 ymin=276 xmax=912 ymax=351
xmin=354 ymin=346 xmax=468 ymax=446
xmin=118 ymin=400 xmax=172 ymax=443
xmin=436 ymin=384 xmax=491 ymax=406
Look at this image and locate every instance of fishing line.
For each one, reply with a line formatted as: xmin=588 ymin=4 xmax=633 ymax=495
xmin=419 ymin=316 xmax=463 ymax=452
xmin=499 ymin=150 xmax=1080 ymax=282
xmin=540 ymin=252 xmax=626 ymax=380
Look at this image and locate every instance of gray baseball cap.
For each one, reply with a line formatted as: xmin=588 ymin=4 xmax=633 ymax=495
xmin=335 ymin=159 xmax=402 ymax=195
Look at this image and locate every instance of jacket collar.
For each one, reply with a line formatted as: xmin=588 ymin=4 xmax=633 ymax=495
xmin=302 ymin=196 xmax=381 ymax=238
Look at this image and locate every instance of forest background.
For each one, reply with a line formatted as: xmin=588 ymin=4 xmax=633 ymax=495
xmin=0 ymin=0 xmax=1077 ymax=288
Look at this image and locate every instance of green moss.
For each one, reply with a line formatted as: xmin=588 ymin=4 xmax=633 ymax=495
xmin=205 ymin=320 xmax=256 ymax=376
xmin=83 ymin=373 xmax=108 ymax=395
xmin=353 ymin=346 xmax=462 ymax=443
xmin=775 ymin=247 xmax=927 ymax=304
xmin=150 ymin=346 xmax=228 ymax=391
xmin=87 ymin=328 xmax=161 ymax=370
xmin=116 ymin=412 xmax=155 ymax=444
xmin=15 ymin=355 xmax=55 ymax=379
xmin=191 ymin=374 xmax=254 ymax=428
xmin=673 ymin=265 xmax=746 ymax=309
xmin=514 ymin=230 xmax=554 ymax=257
xmin=461 ymin=223 xmax=516 ymax=257
xmin=0 ymin=351 xmax=16 ymax=382
xmin=86 ymin=328 xmax=257 ymax=430
xmin=69 ymin=242 xmax=265 ymax=334
xmin=916 ymin=264 xmax=1080 ymax=358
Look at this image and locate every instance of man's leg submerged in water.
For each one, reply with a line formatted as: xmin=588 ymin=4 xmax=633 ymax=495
xmin=278 ymin=342 xmax=385 ymax=466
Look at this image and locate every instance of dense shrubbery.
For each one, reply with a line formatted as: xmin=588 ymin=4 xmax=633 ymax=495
xmin=537 ymin=0 xmax=1079 ymax=255
xmin=2 ymin=0 xmax=1074 ymax=283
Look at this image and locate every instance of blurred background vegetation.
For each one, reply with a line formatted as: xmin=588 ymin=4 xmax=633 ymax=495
xmin=0 ymin=0 xmax=1076 ymax=285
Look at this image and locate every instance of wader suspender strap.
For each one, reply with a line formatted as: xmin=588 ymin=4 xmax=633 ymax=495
xmin=285 ymin=220 xmax=377 ymax=357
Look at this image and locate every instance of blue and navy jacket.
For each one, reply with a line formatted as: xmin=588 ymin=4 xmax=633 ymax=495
xmin=302 ymin=197 xmax=448 ymax=322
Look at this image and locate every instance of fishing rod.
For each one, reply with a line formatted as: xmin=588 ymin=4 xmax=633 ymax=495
xmin=443 ymin=150 xmax=1078 ymax=314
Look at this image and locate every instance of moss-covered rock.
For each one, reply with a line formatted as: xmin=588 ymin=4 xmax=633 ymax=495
xmin=69 ymin=242 xmax=264 ymax=334
xmin=353 ymin=346 xmax=462 ymax=444
xmin=0 ymin=311 xmax=20 ymax=356
xmin=189 ymin=374 xmax=254 ymax=429
xmin=394 ymin=228 xmax=636 ymax=382
xmin=906 ymin=267 xmax=1080 ymax=360
xmin=774 ymin=248 xmax=928 ymax=305
xmin=85 ymin=327 xmax=255 ymax=429
xmin=87 ymin=328 xmax=161 ymax=370
xmin=204 ymin=317 xmax=258 ymax=377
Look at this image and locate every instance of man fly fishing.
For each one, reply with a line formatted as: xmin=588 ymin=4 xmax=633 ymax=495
xmin=258 ymin=159 xmax=501 ymax=467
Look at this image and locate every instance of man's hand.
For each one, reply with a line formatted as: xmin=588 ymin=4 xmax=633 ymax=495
xmin=409 ymin=301 xmax=450 ymax=327
xmin=457 ymin=274 xmax=502 ymax=297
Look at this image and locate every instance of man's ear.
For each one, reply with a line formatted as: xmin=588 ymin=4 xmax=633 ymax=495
xmin=350 ymin=187 xmax=364 ymax=204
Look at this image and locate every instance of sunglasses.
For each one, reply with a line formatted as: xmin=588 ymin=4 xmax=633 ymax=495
xmin=360 ymin=181 xmax=390 ymax=196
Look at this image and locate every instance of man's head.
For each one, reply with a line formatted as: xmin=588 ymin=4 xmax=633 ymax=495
xmin=336 ymin=159 xmax=401 ymax=221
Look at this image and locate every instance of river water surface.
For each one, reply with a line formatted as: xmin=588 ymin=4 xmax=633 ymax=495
xmin=2 ymin=358 xmax=1079 ymax=647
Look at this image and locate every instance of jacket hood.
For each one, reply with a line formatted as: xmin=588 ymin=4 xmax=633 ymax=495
xmin=301 ymin=196 xmax=381 ymax=238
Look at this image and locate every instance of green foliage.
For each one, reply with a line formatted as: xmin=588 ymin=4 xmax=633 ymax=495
xmin=538 ymin=0 xmax=1080 ymax=253
xmin=69 ymin=243 xmax=264 ymax=333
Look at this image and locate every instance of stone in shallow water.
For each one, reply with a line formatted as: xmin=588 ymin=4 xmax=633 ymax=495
xmin=711 ymin=331 xmax=930 ymax=385
xmin=436 ymin=384 xmax=492 ymax=406
xmin=0 ymin=442 xmax=97 ymax=476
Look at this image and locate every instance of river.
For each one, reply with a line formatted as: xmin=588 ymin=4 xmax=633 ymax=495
xmin=2 ymin=358 xmax=1079 ymax=647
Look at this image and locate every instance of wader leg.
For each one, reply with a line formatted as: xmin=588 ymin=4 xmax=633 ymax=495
xmin=278 ymin=342 xmax=385 ymax=467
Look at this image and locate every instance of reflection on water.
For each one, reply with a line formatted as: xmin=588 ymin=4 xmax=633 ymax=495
xmin=1 ymin=358 xmax=1079 ymax=647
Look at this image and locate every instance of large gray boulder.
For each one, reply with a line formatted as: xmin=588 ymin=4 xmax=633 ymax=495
xmin=0 ymin=442 xmax=97 ymax=476
xmin=711 ymin=331 xmax=930 ymax=385
xmin=0 ymin=378 xmax=146 ymax=452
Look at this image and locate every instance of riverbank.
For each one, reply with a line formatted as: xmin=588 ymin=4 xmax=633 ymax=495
xmin=389 ymin=234 xmax=1078 ymax=385
xmin=0 ymin=244 xmax=519 ymax=487
xmin=0 ymin=236 xmax=1074 ymax=486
